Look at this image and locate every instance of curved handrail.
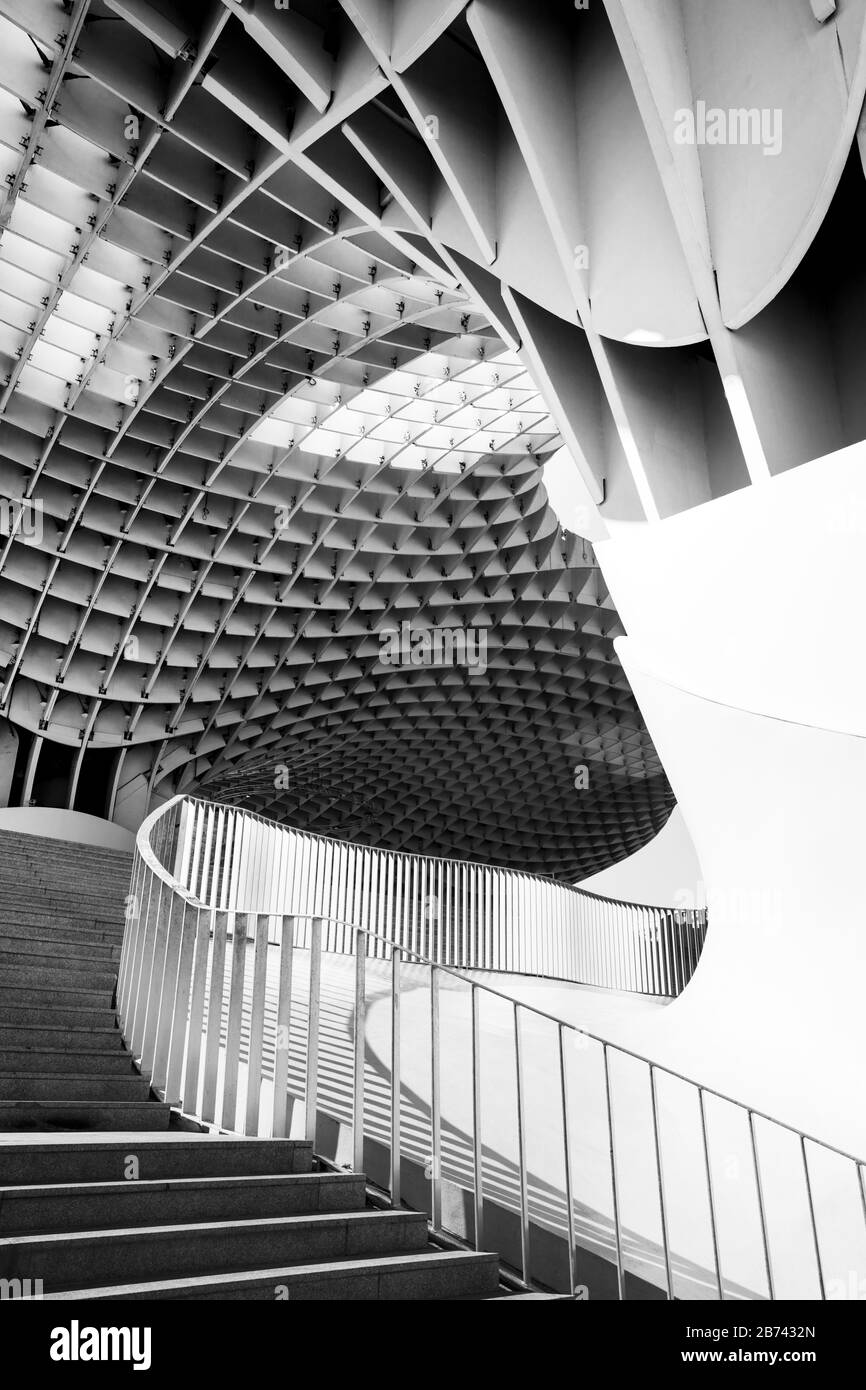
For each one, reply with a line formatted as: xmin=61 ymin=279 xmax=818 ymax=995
xmin=149 ymin=794 xmax=706 ymax=998
xmin=131 ymin=804 xmax=865 ymax=1174
xmin=121 ymin=794 xmax=865 ymax=1300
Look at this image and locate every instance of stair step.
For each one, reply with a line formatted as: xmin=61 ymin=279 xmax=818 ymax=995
xmin=0 ymin=922 xmax=125 ymax=945
xmin=0 ymin=986 xmax=112 ymax=1010
xmin=0 ymin=954 xmax=117 ymax=987
xmin=0 ymin=1210 xmax=430 ymax=1290
xmin=0 ymin=897 xmax=127 ymax=916
xmin=0 ymin=1138 xmax=313 ymax=1185
xmin=0 ymin=1172 xmax=366 ymax=1234
xmin=0 ymin=1025 xmax=121 ymax=1051
xmin=0 ymin=1074 xmax=150 ymax=1102
xmin=42 ymin=1250 xmax=502 ymax=1301
xmin=0 ymin=1005 xmax=117 ymax=1029
xmin=0 ymin=1100 xmax=171 ymax=1132
xmin=0 ymin=1049 xmax=135 ymax=1075
xmin=0 ymin=935 xmax=120 ymax=962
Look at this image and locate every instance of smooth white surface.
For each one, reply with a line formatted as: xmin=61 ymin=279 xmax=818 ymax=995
xmin=0 ymin=806 xmax=135 ymax=850
xmin=578 ymin=805 xmax=704 ymax=909
xmin=593 ymin=439 xmax=866 ymax=1155
xmin=599 ymin=440 xmax=866 ymax=738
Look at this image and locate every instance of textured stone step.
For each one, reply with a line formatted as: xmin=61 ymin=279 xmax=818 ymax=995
xmin=0 ymin=896 xmax=127 ymax=917
xmin=0 ymin=832 xmax=132 ymax=864
xmin=0 ymin=919 xmax=124 ymax=944
xmin=0 ymin=1025 xmax=121 ymax=1052
xmin=0 ymin=935 xmax=120 ymax=962
xmin=44 ymin=1250 xmax=503 ymax=1301
xmin=0 ymin=1210 xmax=429 ymax=1290
xmin=0 ymin=1073 xmax=150 ymax=1102
xmin=0 ymin=952 xmax=117 ymax=987
xmin=0 ymin=1004 xmax=117 ymax=1029
xmin=0 ymin=1100 xmax=171 ymax=1132
xmin=0 ymin=1138 xmax=313 ymax=1186
xmin=0 ymin=1049 xmax=136 ymax=1075
xmin=0 ymin=1171 xmax=366 ymax=1234
xmin=0 ymin=985 xmax=111 ymax=1010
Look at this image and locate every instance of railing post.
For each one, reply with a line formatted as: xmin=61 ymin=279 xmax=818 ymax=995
xmin=163 ymin=900 xmax=197 ymax=1105
xmin=221 ymin=909 xmax=248 ymax=1130
xmin=471 ymin=985 xmax=484 ymax=1251
xmin=127 ymin=868 xmax=157 ymax=1059
xmin=649 ymin=1066 xmax=674 ymax=1300
xmin=201 ymin=907 xmax=227 ymax=1124
xmin=748 ymin=1112 xmax=776 ymax=1300
xmin=602 ymin=1045 xmax=626 ymax=1300
xmin=182 ymin=905 xmax=211 ymax=1113
xmin=353 ymin=928 xmax=366 ymax=1172
xmin=559 ymin=1024 xmax=576 ymax=1296
xmin=140 ymin=881 xmax=173 ymax=1074
xmin=698 ymin=1088 xmax=724 ymax=1300
xmin=513 ymin=1003 xmax=531 ymax=1285
xmin=305 ymin=917 xmax=323 ymax=1146
xmin=430 ymin=965 xmax=442 ymax=1229
xmin=245 ymin=911 xmax=270 ymax=1135
xmin=801 ymin=1138 xmax=826 ymax=1300
xmin=272 ymin=915 xmax=295 ymax=1138
xmin=390 ymin=945 xmax=402 ymax=1208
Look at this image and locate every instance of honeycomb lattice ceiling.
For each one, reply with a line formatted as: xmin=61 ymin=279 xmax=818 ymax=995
xmin=0 ymin=0 xmax=676 ymax=878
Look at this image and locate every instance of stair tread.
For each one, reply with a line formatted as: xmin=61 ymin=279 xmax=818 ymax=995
xmin=0 ymin=1172 xmax=360 ymax=1199
xmin=38 ymin=1249 xmax=499 ymax=1300
xmin=1 ymin=1208 xmax=424 ymax=1248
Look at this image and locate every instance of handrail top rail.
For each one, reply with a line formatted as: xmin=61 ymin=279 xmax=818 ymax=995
xmin=164 ymin=791 xmax=705 ymax=919
xmin=136 ymin=795 xmax=864 ymax=1175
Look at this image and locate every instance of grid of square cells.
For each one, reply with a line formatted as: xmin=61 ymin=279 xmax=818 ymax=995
xmin=0 ymin=0 xmax=673 ymax=878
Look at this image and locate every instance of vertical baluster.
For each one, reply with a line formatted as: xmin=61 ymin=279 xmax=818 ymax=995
xmin=462 ymin=861 xmax=469 ymax=967
xmin=602 ymin=1045 xmax=626 ymax=1299
xmin=220 ymin=908 xmax=248 ymax=1131
xmin=150 ymin=891 xmax=184 ymax=1094
xmin=163 ymin=898 xmax=197 ymax=1106
xmin=748 ymin=1112 xmax=776 ymax=1300
xmin=182 ymin=905 xmax=212 ymax=1116
xmin=271 ymin=915 xmax=295 ymax=1138
xmin=140 ymin=881 xmax=173 ymax=1075
xmin=305 ymin=918 xmax=323 ymax=1145
xmin=698 ymin=1089 xmax=724 ymax=1299
xmin=649 ymin=1066 xmax=674 ymax=1299
xmin=390 ymin=945 xmax=402 ymax=1207
xmin=209 ymin=807 xmax=225 ymax=907
xmin=200 ymin=906 xmax=228 ymax=1125
xmin=352 ymin=928 xmax=366 ymax=1171
xmin=801 ymin=1138 xmax=826 ymax=1300
xmin=245 ymin=910 xmax=270 ymax=1135
xmin=514 ymin=1004 xmax=531 ymax=1284
xmin=445 ymin=859 xmax=453 ymax=964
xmin=116 ymin=854 xmax=142 ymax=1023
xmin=127 ymin=869 xmax=157 ymax=1058
xmin=559 ymin=1024 xmax=576 ymax=1296
xmin=410 ymin=855 xmax=419 ymax=960
xmin=430 ymin=966 xmax=442 ymax=1228
xmin=471 ymin=985 xmax=484 ymax=1250
xmin=393 ymin=850 xmax=404 ymax=956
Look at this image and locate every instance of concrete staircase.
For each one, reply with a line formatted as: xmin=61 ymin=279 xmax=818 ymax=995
xmin=0 ymin=830 xmax=532 ymax=1300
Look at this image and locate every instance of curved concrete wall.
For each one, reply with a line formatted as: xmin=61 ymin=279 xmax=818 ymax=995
xmin=595 ymin=439 xmax=866 ymax=1155
xmin=578 ymin=805 xmax=703 ymax=910
xmin=0 ymin=806 xmax=135 ymax=851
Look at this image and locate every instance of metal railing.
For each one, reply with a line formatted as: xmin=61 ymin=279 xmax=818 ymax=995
xmin=158 ymin=795 xmax=706 ymax=997
xmin=117 ymin=795 xmax=866 ymax=1300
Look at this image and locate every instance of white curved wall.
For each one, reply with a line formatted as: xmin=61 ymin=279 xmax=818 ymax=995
xmin=594 ymin=439 xmax=866 ymax=1155
xmin=0 ymin=806 xmax=135 ymax=851
xmin=578 ymin=805 xmax=704 ymax=910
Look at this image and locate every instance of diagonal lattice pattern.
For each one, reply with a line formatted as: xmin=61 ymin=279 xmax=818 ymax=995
xmin=0 ymin=0 xmax=677 ymax=878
